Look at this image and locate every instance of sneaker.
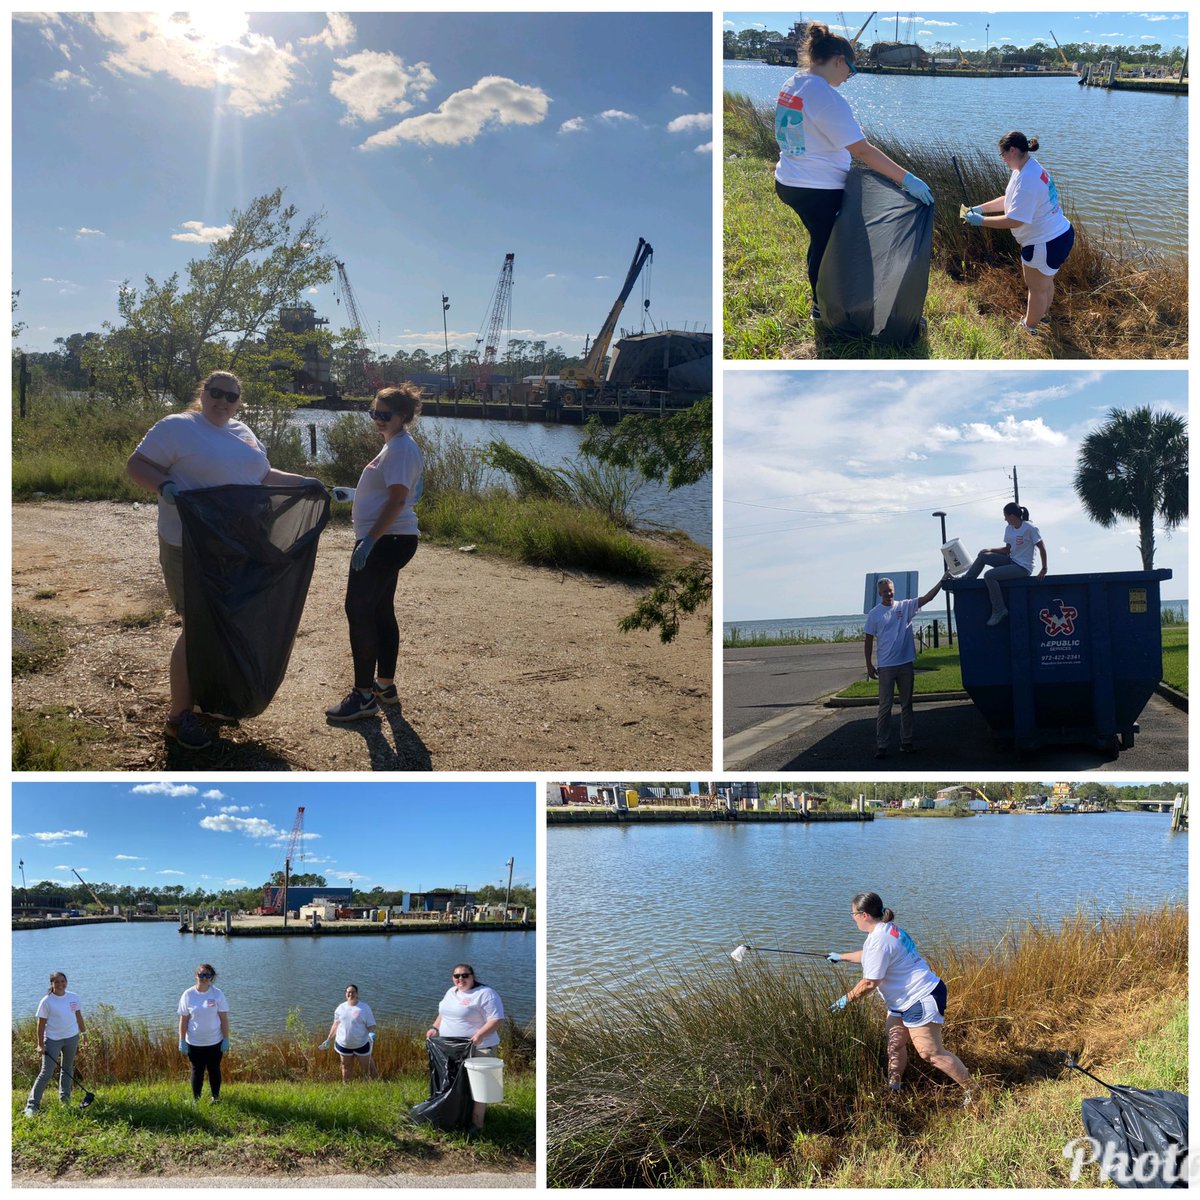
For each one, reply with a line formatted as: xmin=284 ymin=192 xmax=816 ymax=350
xmin=165 ymin=710 xmax=212 ymax=751
xmin=899 ymin=743 xmax=915 ymax=755
xmin=325 ymin=690 xmax=379 ymax=722
xmin=874 ymin=747 xmax=887 ymax=760
xmin=1014 ymin=319 xmax=1040 ymax=335
xmin=962 ymin=1081 xmax=983 ymax=1109
xmin=372 ymin=681 xmax=399 ymax=706
xmin=23 ymin=1104 xmax=36 ymax=1119
xmin=986 ymin=608 xmax=1009 ymax=627
xmin=209 ymin=1096 xmax=221 ymax=1104
xmin=888 ymin=1081 xmax=903 ymax=1094
xmin=811 ymin=303 xmax=822 ymax=322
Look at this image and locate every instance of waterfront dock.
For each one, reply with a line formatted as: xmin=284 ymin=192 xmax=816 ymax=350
xmin=184 ymin=917 xmax=534 ymax=937
xmin=547 ymin=806 xmax=871 ymax=825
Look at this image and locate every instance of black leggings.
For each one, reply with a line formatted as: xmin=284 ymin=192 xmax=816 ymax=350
xmin=345 ymin=535 xmax=419 ymax=690
xmin=775 ymin=181 xmax=845 ymax=298
xmin=187 ymin=1042 xmax=223 ymax=1099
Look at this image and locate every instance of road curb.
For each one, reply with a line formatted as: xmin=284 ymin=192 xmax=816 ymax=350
xmin=826 ymin=691 xmax=969 ymax=707
xmin=1155 ymin=682 xmax=1188 ymax=711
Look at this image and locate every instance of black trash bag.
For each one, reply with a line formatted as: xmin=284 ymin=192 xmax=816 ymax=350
xmin=177 ymin=484 xmax=330 ymax=720
xmin=409 ymin=1037 xmax=475 ymax=1131
xmin=1065 ymin=1057 xmax=1188 ymax=1188
xmin=815 ymin=167 xmax=934 ymax=346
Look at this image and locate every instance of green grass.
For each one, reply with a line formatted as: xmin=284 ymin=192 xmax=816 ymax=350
xmin=12 ymin=1077 xmax=535 ymax=1178
xmin=13 ymin=608 xmax=71 ymax=676
xmin=1160 ymin=627 xmax=1188 ymax=694
xmin=837 ymin=644 xmax=963 ymax=698
xmin=12 ymin=708 xmax=112 ymax=772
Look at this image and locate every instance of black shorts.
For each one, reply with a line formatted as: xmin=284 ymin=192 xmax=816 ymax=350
xmin=335 ymin=1041 xmax=372 ymax=1057
xmin=1020 ymin=225 xmax=1074 ymax=275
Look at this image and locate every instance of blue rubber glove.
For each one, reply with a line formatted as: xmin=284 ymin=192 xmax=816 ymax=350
xmin=368 ymin=1031 xmax=377 ymax=1044
xmin=826 ymin=953 xmax=842 ymax=963
xmin=159 ymin=481 xmax=179 ymax=505
xmin=351 ymin=536 xmax=376 ymax=572
xmin=829 ymin=995 xmax=849 ymax=1013
xmin=968 ymin=204 xmax=983 ymax=216
xmin=300 ymin=476 xmax=327 ymax=492
xmin=901 ymin=172 xmax=934 ymax=206
xmin=220 ymin=1037 xmax=229 ymax=1053
xmin=319 ymin=1039 xmax=330 ymax=1050
xmin=179 ymin=1038 xmax=188 ymax=1055
xmin=964 ymin=210 xmax=985 ymax=226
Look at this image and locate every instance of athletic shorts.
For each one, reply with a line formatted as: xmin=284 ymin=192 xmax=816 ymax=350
xmin=1020 ymin=225 xmax=1075 ymax=277
xmin=888 ymin=978 xmax=948 ymax=1027
xmin=158 ymin=538 xmax=185 ymax=614
xmin=335 ymin=1040 xmax=372 ymax=1057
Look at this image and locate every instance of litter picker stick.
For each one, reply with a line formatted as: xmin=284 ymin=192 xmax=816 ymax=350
xmin=951 ymin=154 xmax=970 ymax=205
xmin=730 ymin=943 xmax=833 ymax=963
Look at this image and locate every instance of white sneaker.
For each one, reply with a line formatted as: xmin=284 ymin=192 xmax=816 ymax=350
xmin=986 ymin=608 xmax=1008 ymax=627
xmin=23 ymin=1104 xmax=37 ymax=1119
xmin=962 ymin=1081 xmax=982 ymax=1109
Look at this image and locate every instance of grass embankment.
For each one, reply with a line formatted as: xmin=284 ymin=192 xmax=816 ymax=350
xmin=724 ymin=91 xmax=1187 ymax=360
xmin=12 ymin=1014 xmax=535 ymax=1178
xmin=548 ymin=905 xmax=1186 ymax=1188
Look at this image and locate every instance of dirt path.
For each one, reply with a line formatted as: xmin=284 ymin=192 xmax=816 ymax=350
xmin=13 ymin=502 xmax=711 ymax=771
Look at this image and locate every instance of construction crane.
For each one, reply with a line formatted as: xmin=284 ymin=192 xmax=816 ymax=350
xmin=1049 ymin=31 xmax=1072 ymax=71
xmin=258 ymin=806 xmax=306 ymax=927
xmin=850 ymin=12 xmax=875 ymax=47
xmin=475 ymin=252 xmax=514 ymax=393
xmin=558 ymin=237 xmax=653 ymax=401
xmin=70 ymin=868 xmax=107 ymax=913
xmin=334 ymin=261 xmax=381 ymax=397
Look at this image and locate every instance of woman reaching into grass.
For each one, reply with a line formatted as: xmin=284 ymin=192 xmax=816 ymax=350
xmin=178 ymin=962 xmax=229 ymax=1104
xmin=325 ymin=384 xmax=425 ymax=724
xmin=828 ymin=892 xmax=980 ymax=1108
xmin=963 ymin=131 xmax=1075 ymax=334
xmin=773 ymin=22 xmax=934 ymax=322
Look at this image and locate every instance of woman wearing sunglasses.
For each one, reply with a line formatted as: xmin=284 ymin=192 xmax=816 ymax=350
xmin=126 ymin=370 xmax=323 ymax=750
xmin=774 ymin=23 xmax=934 ymax=323
xmin=326 ymin=384 xmax=425 ymax=723
xmin=425 ymin=964 xmax=505 ymax=1131
xmin=177 ymin=962 xmax=230 ymax=1104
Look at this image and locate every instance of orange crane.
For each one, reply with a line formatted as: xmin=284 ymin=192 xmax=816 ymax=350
xmin=334 ymin=261 xmax=382 ymax=397
xmin=475 ymin=252 xmax=515 ymax=393
xmin=1049 ymin=31 xmax=1072 ymax=70
xmin=258 ymin=806 xmax=306 ymax=927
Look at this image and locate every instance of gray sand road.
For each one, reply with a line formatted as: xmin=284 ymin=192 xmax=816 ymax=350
xmin=16 ymin=1171 xmax=535 ymax=1188
xmin=724 ymin=643 xmax=866 ymax=736
xmin=728 ymin=693 xmax=1188 ymax=772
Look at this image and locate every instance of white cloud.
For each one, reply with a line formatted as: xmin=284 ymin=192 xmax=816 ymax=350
xmin=202 ymin=789 xmax=226 ymax=800
xmin=55 ymin=865 xmax=83 ymax=871
xmin=219 ymin=805 xmax=251 ymax=814
xmin=200 ymin=815 xmax=281 ymax=838
xmin=598 ymin=109 xmax=637 ymax=122
xmin=114 ymin=854 xmax=145 ymax=861
xmin=559 ymin=116 xmax=587 ymax=134
xmin=76 ymin=227 xmax=104 ymax=237
xmin=172 ymin=220 xmax=233 ymax=244
xmin=992 ymin=373 xmax=1102 ymax=413
xmin=694 ymin=142 xmax=713 ymax=155
xmin=51 ymin=68 xmax=90 ymax=89
xmin=132 ymin=782 xmax=196 ymax=797
xmin=328 ymin=870 xmax=366 ymax=881
xmin=306 ymin=286 xmax=319 ymax=294
xmin=31 ymin=830 xmax=87 ymax=842
xmin=158 ymin=869 xmax=186 ymax=876
xmin=361 ymin=75 xmax=549 ymax=149
xmin=225 ymin=878 xmax=249 ymax=886
xmin=301 ymin=12 xmax=356 ymax=49
xmin=12 ymin=834 xmax=22 ymax=840
xmin=918 ymin=18 xmax=960 ymax=26
xmin=671 ymin=85 xmax=689 ymax=95
xmin=667 ymin=112 xmax=712 ymax=134
xmin=330 ymin=49 xmax=436 ymax=124
xmin=959 ymin=415 xmax=1068 ymax=445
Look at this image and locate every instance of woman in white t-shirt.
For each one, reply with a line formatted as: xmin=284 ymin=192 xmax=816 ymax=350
xmin=24 ymin=971 xmax=87 ymax=1116
xmin=774 ymin=22 xmax=934 ymax=322
xmin=425 ymin=963 xmax=505 ymax=1130
xmin=320 ymin=983 xmax=378 ymax=1082
xmin=126 ymin=370 xmax=324 ymax=751
xmin=956 ymin=503 xmax=1048 ymax=626
xmin=326 ymin=384 xmax=426 ymax=723
xmin=964 ymin=131 xmax=1075 ymax=333
xmin=828 ymin=892 xmax=979 ymax=1107
xmin=177 ymin=962 xmax=230 ymax=1103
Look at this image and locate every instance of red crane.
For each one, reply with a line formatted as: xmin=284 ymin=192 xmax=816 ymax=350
xmin=334 ymin=260 xmax=382 ymax=397
xmin=475 ymin=252 xmax=514 ymax=392
xmin=259 ymin=806 xmax=306 ymax=927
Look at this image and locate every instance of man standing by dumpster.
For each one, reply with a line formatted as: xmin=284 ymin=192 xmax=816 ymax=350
xmin=864 ymin=573 xmax=950 ymax=759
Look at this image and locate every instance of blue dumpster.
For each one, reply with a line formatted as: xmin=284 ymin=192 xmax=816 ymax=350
xmin=944 ymin=570 xmax=1172 ymax=753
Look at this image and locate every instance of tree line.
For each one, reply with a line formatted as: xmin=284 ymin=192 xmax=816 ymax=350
xmin=776 ymin=781 xmax=1184 ymax=807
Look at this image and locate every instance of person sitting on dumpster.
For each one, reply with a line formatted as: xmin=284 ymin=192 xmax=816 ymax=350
xmin=953 ymin=503 xmax=1047 ymax=627
xmin=864 ymin=573 xmax=951 ymax=760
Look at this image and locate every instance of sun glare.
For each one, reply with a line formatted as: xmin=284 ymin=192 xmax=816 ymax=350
xmin=161 ymin=11 xmax=250 ymax=48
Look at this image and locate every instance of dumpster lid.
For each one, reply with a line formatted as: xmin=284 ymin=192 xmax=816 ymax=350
xmin=946 ymin=568 xmax=1171 ymax=589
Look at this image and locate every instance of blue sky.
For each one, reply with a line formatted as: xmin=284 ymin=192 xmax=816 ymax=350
xmin=12 ymin=781 xmax=536 ymax=893
xmin=724 ymin=11 xmax=1188 ymax=53
xmin=12 ymin=12 xmax=713 ymax=354
xmin=724 ymin=370 xmax=1188 ymax=620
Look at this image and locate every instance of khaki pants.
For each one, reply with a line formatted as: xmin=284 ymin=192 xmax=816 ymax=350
xmin=876 ymin=662 xmax=914 ymax=749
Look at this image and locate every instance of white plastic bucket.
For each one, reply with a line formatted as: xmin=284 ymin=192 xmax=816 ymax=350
xmin=464 ymin=1057 xmax=504 ymax=1103
xmin=940 ymin=538 xmax=972 ymax=574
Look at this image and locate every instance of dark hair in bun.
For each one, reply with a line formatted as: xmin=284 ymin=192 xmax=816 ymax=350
xmin=999 ymin=130 xmax=1040 ymax=155
xmin=803 ymin=22 xmax=856 ymax=69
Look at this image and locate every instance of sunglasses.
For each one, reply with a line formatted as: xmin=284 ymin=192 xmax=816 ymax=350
xmin=207 ymin=386 xmax=240 ymax=402
xmin=452 ymin=972 xmax=473 ymax=979
xmin=845 ymin=57 xmax=857 ymax=76
xmin=197 ymin=972 xmax=214 ymax=979
xmin=369 ymin=409 xmax=395 ymax=423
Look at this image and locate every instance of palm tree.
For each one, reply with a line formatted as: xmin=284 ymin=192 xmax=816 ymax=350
xmin=1073 ymin=406 xmax=1188 ymax=570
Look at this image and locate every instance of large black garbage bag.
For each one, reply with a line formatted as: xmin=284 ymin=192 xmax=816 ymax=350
xmin=409 ymin=1037 xmax=474 ymax=1130
xmin=177 ymin=484 xmax=330 ymax=720
xmin=1066 ymin=1058 xmax=1188 ymax=1187
xmin=815 ymin=168 xmax=933 ymax=346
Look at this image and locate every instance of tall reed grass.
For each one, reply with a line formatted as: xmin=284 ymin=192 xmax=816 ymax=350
xmin=548 ymin=904 xmax=1185 ymax=1187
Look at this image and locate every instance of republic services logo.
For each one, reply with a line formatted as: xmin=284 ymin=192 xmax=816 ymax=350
xmin=1039 ymin=599 xmax=1078 ymax=637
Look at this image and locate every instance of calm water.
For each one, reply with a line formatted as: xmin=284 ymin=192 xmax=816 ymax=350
xmin=291 ymin=409 xmax=712 ymax=548
xmin=725 ymin=599 xmax=1189 ymax=642
xmin=548 ymin=813 xmax=1185 ymax=998
xmin=724 ymin=63 xmax=1188 ymax=253
xmin=12 ymin=923 xmax=535 ymax=1035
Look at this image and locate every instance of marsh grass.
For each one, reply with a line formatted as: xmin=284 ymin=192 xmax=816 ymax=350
xmin=547 ymin=905 xmax=1186 ymax=1187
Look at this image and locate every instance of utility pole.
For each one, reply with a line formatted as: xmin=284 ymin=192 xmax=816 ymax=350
xmin=503 ymin=857 xmax=515 ymax=918
xmin=932 ymin=510 xmax=953 ymax=644
xmin=1011 ymin=465 xmax=1020 ymax=505
xmin=441 ymin=294 xmax=451 ymax=396
xmin=18 ymin=857 xmax=26 ymax=901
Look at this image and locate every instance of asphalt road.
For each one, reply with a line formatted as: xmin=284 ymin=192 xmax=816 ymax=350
xmin=724 ymin=643 xmax=865 ymax=737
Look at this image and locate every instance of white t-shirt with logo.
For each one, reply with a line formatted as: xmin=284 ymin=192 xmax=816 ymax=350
xmin=178 ymin=985 xmax=229 ymax=1046
xmin=437 ymin=984 xmax=504 ymax=1048
xmin=134 ymin=412 xmax=270 ymax=546
xmin=333 ymin=1000 xmax=376 ymax=1048
xmin=1003 ymin=156 xmax=1071 ymax=247
xmin=36 ymin=990 xmax=84 ymax=1040
xmin=774 ymin=72 xmax=864 ymax=189
xmin=1004 ymin=521 xmax=1042 ymax=573
xmin=864 ymin=597 xmax=920 ymax=669
xmin=860 ymin=921 xmax=940 ymax=1012
xmin=352 ymin=431 xmax=425 ymax=539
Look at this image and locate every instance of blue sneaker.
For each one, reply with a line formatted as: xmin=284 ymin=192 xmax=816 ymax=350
xmin=325 ymin=690 xmax=379 ymax=722
xmin=165 ymin=710 xmax=212 ymax=750
xmin=372 ymin=681 xmax=399 ymax=706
